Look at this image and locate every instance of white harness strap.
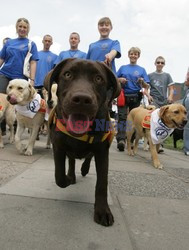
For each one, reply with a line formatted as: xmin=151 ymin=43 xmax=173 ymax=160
xmin=15 ymin=93 xmax=41 ymax=118
xmin=150 ymin=108 xmax=174 ymax=144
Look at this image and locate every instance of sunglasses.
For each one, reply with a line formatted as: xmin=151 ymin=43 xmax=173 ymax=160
xmin=156 ymin=61 xmax=165 ymax=65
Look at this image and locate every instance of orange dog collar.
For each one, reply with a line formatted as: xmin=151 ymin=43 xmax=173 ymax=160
xmin=49 ymin=108 xmax=114 ymax=145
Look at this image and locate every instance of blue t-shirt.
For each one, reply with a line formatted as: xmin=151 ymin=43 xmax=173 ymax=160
xmin=0 ymin=38 xmax=39 ymax=79
xmin=35 ymin=50 xmax=58 ymax=87
xmin=86 ymin=38 xmax=121 ymax=74
xmin=117 ymin=64 xmax=150 ymax=94
xmin=55 ymin=50 xmax=87 ymax=65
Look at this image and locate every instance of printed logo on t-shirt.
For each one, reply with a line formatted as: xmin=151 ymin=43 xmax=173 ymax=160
xmin=154 ymin=80 xmax=161 ymax=86
xmin=101 ymin=43 xmax=108 ymax=50
xmin=133 ymin=70 xmax=140 ymax=77
xmin=47 ymin=56 xmax=53 ymax=63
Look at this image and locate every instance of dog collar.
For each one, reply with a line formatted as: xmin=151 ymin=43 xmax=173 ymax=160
xmin=0 ymin=105 xmax=3 ymax=111
xmin=49 ymin=108 xmax=114 ymax=145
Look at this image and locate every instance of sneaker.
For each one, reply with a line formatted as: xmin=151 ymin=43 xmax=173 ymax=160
xmin=117 ymin=140 xmax=125 ymax=151
xmin=158 ymin=144 xmax=164 ymax=154
xmin=185 ymin=152 xmax=189 ymax=156
xmin=158 ymin=148 xmax=164 ymax=153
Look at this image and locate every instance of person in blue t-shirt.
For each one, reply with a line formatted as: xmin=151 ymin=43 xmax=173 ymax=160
xmin=87 ymin=17 xmax=121 ymax=119
xmin=0 ymin=18 xmax=38 ymax=92
xmin=0 ymin=18 xmax=38 ymax=135
xmin=86 ymin=17 xmax=121 ymax=75
xmin=0 ymin=37 xmax=10 ymax=135
xmin=35 ymin=34 xmax=57 ymax=97
xmin=55 ymin=32 xmax=86 ymax=65
xmin=116 ymin=47 xmax=150 ymax=151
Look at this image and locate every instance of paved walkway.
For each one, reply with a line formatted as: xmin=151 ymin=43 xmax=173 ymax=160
xmin=0 ymin=133 xmax=189 ymax=250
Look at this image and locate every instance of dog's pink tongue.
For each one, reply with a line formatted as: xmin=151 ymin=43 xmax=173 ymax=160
xmin=8 ymin=95 xmax=17 ymax=105
xmin=67 ymin=114 xmax=90 ymax=135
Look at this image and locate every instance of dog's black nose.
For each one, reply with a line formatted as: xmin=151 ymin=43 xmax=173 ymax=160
xmin=47 ymin=100 xmax=54 ymax=109
xmin=71 ymin=93 xmax=93 ymax=106
xmin=183 ymin=119 xmax=188 ymax=126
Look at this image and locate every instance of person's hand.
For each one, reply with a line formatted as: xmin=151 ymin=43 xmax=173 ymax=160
xmin=137 ymin=78 xmax=148 ymax=88
xmin=167 ymin=98 xmax=173 ymax=104
xmin=148 ymin=95 xmax=154 ymax=103
xmin=118 ymin=77 xmax=127 ymax=85
xmin=104 ymin=53 xmax=113 ymax=67
xmin=29 ymin=79 xmax=34 ymax=86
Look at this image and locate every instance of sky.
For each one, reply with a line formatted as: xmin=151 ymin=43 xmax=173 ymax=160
xmin=0 ymin=0 xmax=189 ymax=82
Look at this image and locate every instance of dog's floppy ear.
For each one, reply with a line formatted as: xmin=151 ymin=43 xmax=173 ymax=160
xmin=28 ymin=83 xmax=36 ymax=101
xmin=159 ymin=105 xmax=169 ymax=119
xmin=48 ymin=58 xmax=76 ymax=105
xmin=97 ymin=62 xmax=121 ymax=105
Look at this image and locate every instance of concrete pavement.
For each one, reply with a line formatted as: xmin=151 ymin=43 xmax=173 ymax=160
xmin=0 ymin=133 xmax=189 ymax=250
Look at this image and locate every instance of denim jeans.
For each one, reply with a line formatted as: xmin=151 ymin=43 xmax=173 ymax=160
xmin=0 ymin=74 xmax=11 ymax=93
xmin=116 ymin=94 xmax=141 ymax=143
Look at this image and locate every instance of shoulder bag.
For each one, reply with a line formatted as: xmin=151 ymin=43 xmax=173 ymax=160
xmin=23 ymin=40 xmax=32 ymax=78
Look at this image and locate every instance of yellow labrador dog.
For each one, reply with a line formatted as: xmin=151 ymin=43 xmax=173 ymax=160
xmin=41 ymin=83 xmax=58 ymax=149
xmin=6 ymin=79 xmax=46 ymax=155
xmin=0 ymin=93 xmax=16 ymax=148
xmin=126 ymin=104 xmax=187 ymax=169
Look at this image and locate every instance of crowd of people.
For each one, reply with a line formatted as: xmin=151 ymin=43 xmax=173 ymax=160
xmin=0 ymin=16 xmax=188 ymax=156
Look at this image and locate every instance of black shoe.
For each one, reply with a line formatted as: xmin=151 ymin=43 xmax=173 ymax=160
xmin=1 ymin=130 xmax=6 ymax=136
xmin=158 ymin=144 xmax=164 ymax=154
xmin=117 ymin=140 xmax=125 ymax=151
xmin=158 ymin=149 xmax=164 ymax=154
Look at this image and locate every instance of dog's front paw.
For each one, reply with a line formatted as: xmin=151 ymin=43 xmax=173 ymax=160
xmin=24 ymin=150 xmax=33 ymax=156
xmin=94 ymin=205 xmax=114 ymax=226
xmin=46 ymin=144 xmax=51 ymax=149
xmin=55 ymin=175 xmax=72 ymax=188
xmin=0 ymin=143 xmax=4 ymax=148
xmin=67 ymin=174 xmax=76 ymax=184
xmin=128 ymin=150 xmax=134 ymax=156
xmin=9 ymin=137 xmax=15 ymax=144
xmin=154 ymin=162 xmax=163 ymax=169
xmin=16 ymin=143 xmax=26 ymax=154
xmin=143 ymin=145 xmax=149 ymax=151
xmin=133 ymin=149 xmax=138 ymax=155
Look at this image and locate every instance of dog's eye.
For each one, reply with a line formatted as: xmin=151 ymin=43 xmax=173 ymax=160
xmin=64 ymin=71 xmax=72 ymax=79
xmin=8 ymin=86 xmax=12 ymax=89
xmin=17 ymin=87 xmax=23 ymax=91
xmin=94 ymin=75 xmax=104 ymax=84
xmin=174 ymin=110 xmax=179 ymax=114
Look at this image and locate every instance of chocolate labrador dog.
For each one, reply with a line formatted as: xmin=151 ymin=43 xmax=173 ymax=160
xmin=48 ymin=58 xmax=120 ymax=226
